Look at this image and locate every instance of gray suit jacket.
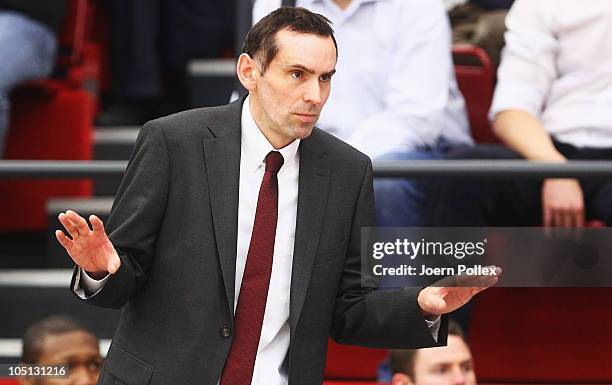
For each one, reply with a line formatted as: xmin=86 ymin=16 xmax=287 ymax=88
xmin=72 ymin=96 xmax=446 ymax=385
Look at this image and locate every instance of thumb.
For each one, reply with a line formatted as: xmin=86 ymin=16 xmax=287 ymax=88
xmin=420 ymin=289 xmax=446 ymax=314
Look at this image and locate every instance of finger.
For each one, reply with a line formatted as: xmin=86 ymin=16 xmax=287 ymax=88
xmin=58 ymin=213 xmax=80 ymax=239
xmin=553 ymin=209 xmax=564 ymax=228
xmin=55 ymin=230 xmax=73 ymax=251
xmin=468 ymin=266 xmax=500 ymax=288
xmin=66 ymin=210 xmax=91 ymax=235
xmin=89 ymin=215 xmax=106 ymax=235
xmin=562 ymin=208 xmax=573 ymax=228
xmin=424 ymin=295 xmax=446 ymax=313
xmin=543 ymin=205 xmax=552 ymax=227
xmin=576 ymin=206 xmax=585 ymax=228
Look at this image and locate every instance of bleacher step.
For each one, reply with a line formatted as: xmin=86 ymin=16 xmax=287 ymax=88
xmin=188 ymin=58 xmax=236 ymax=108
xmin=92 ymin=127 xmax=139 ymax=196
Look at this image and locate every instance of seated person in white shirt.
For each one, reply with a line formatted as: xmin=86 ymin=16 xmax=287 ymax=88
xmin=253 ymin=0 xmax=473 ymax=227
xmin=433 ymin=0 xmax=612 ymax=227
xmin=388 ymin=320 xmax=476 ymax=385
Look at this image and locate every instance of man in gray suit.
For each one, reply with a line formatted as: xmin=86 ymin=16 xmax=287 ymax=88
xmin=55 ymin=7 xmax=498 ymax=385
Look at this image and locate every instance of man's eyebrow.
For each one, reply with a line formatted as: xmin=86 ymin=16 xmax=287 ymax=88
xmin=286 ymin=64 xmax=336 ymax=77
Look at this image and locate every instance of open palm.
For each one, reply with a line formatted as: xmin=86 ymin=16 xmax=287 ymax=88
xmin=55 ymin=210 xmax=120 ymax=278
xmin=417 ymin=268 xmax=501 ymax=315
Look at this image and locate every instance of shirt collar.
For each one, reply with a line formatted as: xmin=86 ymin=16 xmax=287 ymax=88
xmin=241 ymin=95 xmax=300 ymax=173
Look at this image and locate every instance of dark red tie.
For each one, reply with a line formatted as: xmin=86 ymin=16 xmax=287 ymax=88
xmin=220 ymin=151 xmax=284 ymax=385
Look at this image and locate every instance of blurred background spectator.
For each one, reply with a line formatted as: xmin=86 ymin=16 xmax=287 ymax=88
xmin=253 ymin=0 xmax=473 ymax=227
xmin=434 ymin=0 xmax=612 ymax=228
xmin=444 ymin=0 xmax=513 ymax=69
xmin=0 ymin=0 xmax=66 ymax=157
xmin=95 ymin=0 xmax=235 ymax=126
xmin=378 ymin=320 xmax=475 ymax=385
xmin=19 ymin=315 xmax=102 ymax=385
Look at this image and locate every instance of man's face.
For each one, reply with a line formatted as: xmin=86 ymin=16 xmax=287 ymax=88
xmin=22 ymin=331 xmax=102 ymax=385
xmin=394 ymin=336 xmax=476 ymax=385
xmin=413 ymin=336 xmax=476 ymax=385
xmin=246 ymin=28 xmax=337 ymax=148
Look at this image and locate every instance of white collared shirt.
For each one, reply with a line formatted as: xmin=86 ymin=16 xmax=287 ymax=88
xmin=234 ymin=96 xmax=300 ymax=385
xmin=253 ymin=0 xmax=473 ymax=158
xmin=490 ymin=0 xmax=612 ymax=148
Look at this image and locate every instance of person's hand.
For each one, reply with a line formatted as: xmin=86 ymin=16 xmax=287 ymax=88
xmin=417 ymin=267 xmax=501 ymax=316
xmin=55 ymin=210 xmax=120 ymax=279
xmin=542 ymin=178 xmax=585 ymax=227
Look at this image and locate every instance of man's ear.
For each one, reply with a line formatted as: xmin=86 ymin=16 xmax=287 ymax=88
xmin=392 ymin=373 xmax=414 ymax=385
xmin=236 ymin=53 xmax=260 ymax=91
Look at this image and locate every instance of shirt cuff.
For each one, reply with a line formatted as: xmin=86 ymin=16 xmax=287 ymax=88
xmin=424 ymin=315 xmax=442 ymax=342
xmin=73 ymin=268 xmax=110 ymax=299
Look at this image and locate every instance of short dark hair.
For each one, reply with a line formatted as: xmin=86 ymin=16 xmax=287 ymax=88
xmin=390 ymin=320 xmax=467 ymax=380
xmin=243 ymin=6 xmax=338 ymax=72
xmin=21 ymin=315 xmax=98 ymax=364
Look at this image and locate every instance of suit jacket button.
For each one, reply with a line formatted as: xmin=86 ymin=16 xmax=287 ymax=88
xmin=221 ymin=326 xmax=231 ymax=338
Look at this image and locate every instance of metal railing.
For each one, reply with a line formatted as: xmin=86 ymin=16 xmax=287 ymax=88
xmin=1 ymin=160 xmax=612 ymax=179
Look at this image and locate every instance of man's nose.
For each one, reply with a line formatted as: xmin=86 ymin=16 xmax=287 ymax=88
xmin=303 ymin=78 xmax=322 ymax=104
xmin=450 ymin=366 xmax=467 ymax=385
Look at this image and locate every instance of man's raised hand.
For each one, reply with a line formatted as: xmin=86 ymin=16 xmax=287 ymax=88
xmin=417 ymin=266 xmax=501 ymax=316
xmin=55 ymin=210 xmax=120 ymax=279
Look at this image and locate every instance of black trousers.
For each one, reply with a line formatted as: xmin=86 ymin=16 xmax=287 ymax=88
xmin=432 ymin=141 xmax=612 ymax=226
xmin=107 ymin=0 xmax=236 ymax=99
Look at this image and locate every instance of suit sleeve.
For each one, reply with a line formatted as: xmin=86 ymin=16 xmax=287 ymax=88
xmin=70 ymin=121 xmax=170 ymax=309
xmin=330 ymin=158 xmax=448 ymax=349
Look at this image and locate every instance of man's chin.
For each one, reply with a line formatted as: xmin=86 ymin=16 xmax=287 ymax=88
xmin=294 ymin=124 xmax=316 ymax=139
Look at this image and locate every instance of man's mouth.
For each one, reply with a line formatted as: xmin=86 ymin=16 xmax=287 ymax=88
xmin=295 ymin=113 xmax=317 ymax=123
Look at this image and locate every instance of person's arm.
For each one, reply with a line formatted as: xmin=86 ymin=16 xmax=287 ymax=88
xmin=330 ymin=158 xmax=447 ymax=349
xmin=491 ymin=0 xmax=584 ymax=227
xmin=494 ymin=110 xmax=564 ymax=162
xmin=347 ymin=0 xmax=452 ymax=158
xmin=58 ymin=121 xmax=170 ymax=308
xmin=330 ymin=158 xmax=498 ymax=348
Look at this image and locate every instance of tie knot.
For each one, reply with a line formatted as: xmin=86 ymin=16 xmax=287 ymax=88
xmin=265 ymin=151 xmax=284 ymax=174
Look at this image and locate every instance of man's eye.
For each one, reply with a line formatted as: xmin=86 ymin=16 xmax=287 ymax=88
xmin=461 ymin=362 xmax=473 ymax=372
xmin=320 ymin=75 xmax=331 ymax=82
xmin=291 ymin=71 xmax=303 ymax=79
xmin=433 ymin=365 xmax=449 ymax=374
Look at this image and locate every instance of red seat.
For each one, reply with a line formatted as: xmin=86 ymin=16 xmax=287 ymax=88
xmin=324 ymin=339 xmax=388 ymax=381
xmin=470 ymin=287 xmax=612 ymax=383
xmin=0 ymin=379 xmax=20 ymax=385
xmin=0 ymin=0 xmax=98 ymax=231
xmin=453 ymin=45 xmax=498 ymax=144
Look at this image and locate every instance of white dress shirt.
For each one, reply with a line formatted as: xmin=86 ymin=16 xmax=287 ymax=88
xmin=253 ymin=0 xmax=472 ymax=159
xmin=491 ymin=0 xmax=612 ymax=148
xmin=76 ymin=97 xmax=439 ymax=384
xmin=233 ymin=96 xmax=300 ymax=384
xmin=443 ymin=0 xmax=468 ymax=11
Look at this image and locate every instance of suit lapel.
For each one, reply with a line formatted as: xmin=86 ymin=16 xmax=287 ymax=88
xmin=203 ymin=97 xmax=244 ymax=319
xmin=290 ymin=130 xmax=331 ymax=337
